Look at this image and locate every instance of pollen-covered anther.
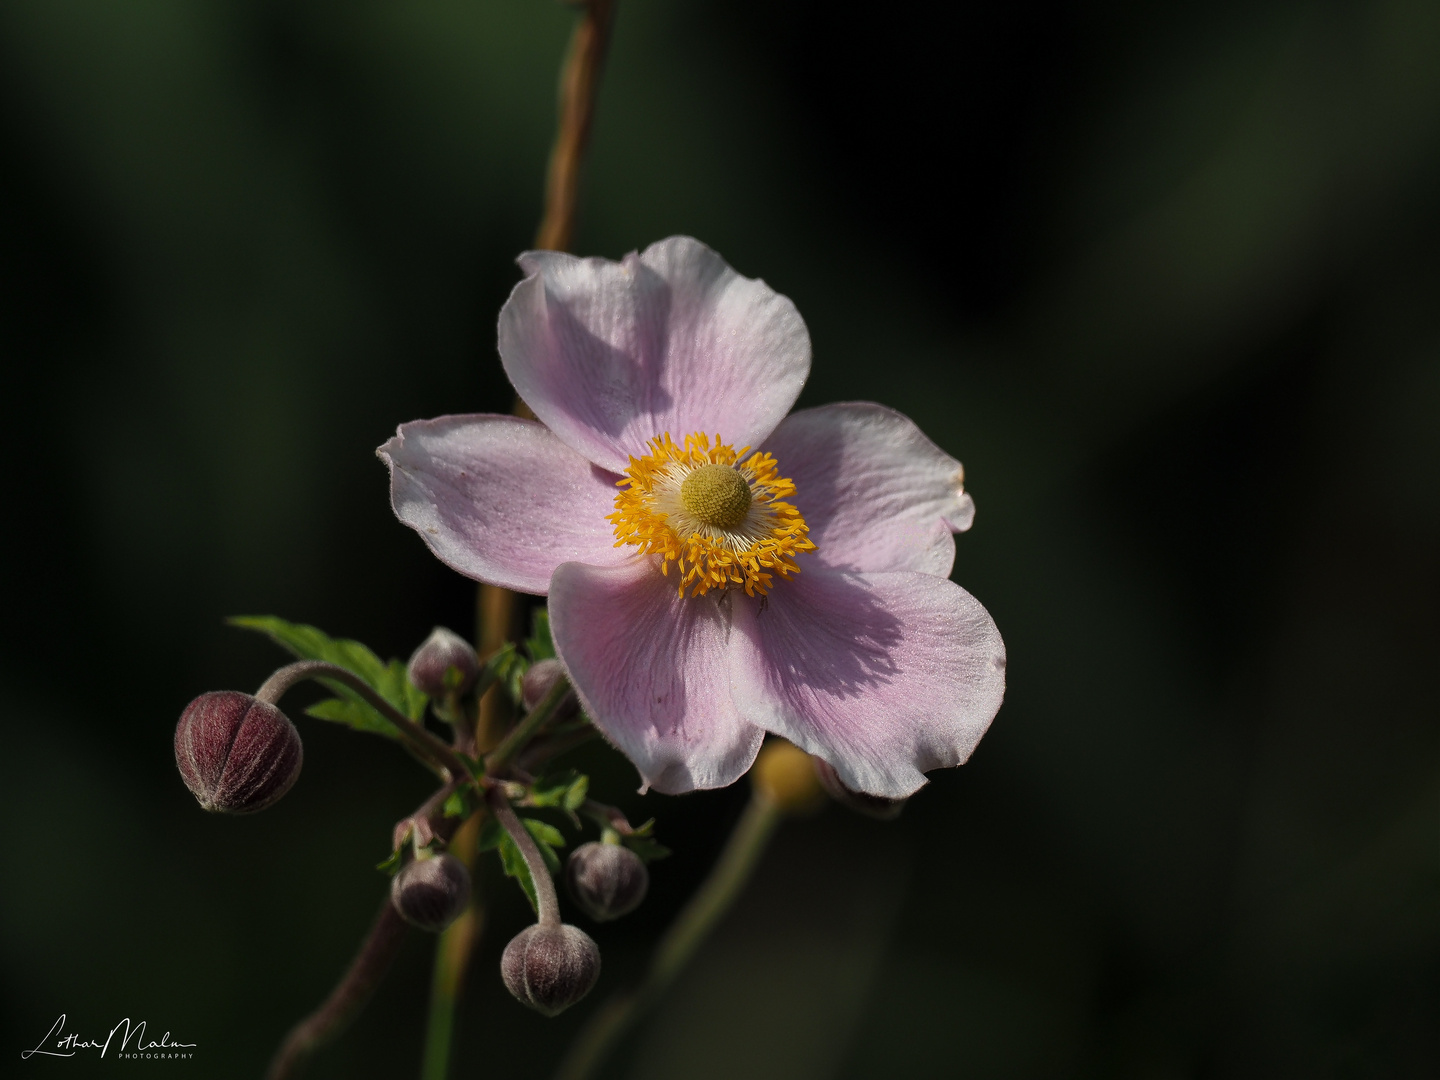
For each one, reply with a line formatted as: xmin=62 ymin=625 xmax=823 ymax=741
xmin=608 ymin=432 xmax=816 ymax=598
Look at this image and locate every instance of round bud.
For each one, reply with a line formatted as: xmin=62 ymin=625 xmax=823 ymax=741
xmin=390 ymin=853 xmax=472 ymax=932
xmin=407 ymin=627 xmax=480 ymax=697
xmin=812 ymin=758 xmax=906 ymax=820
xmin=750 ymin=740 xmax=826 ymax=814
xmin=565 ymin=842 xmax=648 ymax=922
xmin=520 ymin=658 xmax=578 ymax=720
xmin=174 ymin=691 xmax=303 ymax=814
xmin=501 ymin=923 xmax=601 ymax=1016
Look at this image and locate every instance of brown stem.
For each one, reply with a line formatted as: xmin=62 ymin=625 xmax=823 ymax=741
xmin=535 ymin=0 xmax=617 ymax=252
xmin=264 ymin=897 xmax=410 ymax=1080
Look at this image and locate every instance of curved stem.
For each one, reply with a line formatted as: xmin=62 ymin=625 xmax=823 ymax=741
xmin=487 ymin=786 xmax=562 ymax=927
xmin=485 ymin=675 xmax=573 ymax=775
xmin=256 ymin=660 xmax=475 ymax=783
xmin=552 ymin=792 xmax=782 ymax=1080
xmin=265 ymin=896 xmax=410 ymax=1080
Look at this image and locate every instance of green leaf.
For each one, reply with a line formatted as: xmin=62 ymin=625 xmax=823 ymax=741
xmin=523 ymin=816 xmax=566 ymax=850
xmin=442 ymin=789 xmax=471 ymax=819
xmin=528 ymin=769 xmax=583 ymax=809
xmin=376 ymin=847 xmax=404 ymax=877
xmin=476 ymin=816 xmax=504 ymax=853
xmin=229 ymin=615 xmax=430 ymax=739
xmin=306 ymin=698 xmax=403 ymax=739
xmin=525 ymin=607 xmax=556 ymax=662
xmin=623 ymin=835 xmax=672 ymax=863
xmin=497 ymin=833 xmax=539 ymax=912
xmin=562 ymin=774 xmax=590 ymax=812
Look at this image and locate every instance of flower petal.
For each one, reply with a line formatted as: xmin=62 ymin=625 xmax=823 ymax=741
xmin=730 ymin=568 xmax=1005 ymax=799
xmin=762 ymin=402 xmax=975 ymax=577
xmin=499 ymin=236 xmax=811 ymax=473
xmin=549 ymin=556 xmax=765 ymax=793
xmin=378 ymin=415 xmax=629 ymax=594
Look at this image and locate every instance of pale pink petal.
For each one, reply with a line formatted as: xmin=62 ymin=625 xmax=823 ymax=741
xmin=499 ymin=236 xmax=811 ymax=473
xmin=731 ymin=568 xmax=1005 ymax=799
xmin=378 ymin=415 xmax=630 ymax=595
xmin=762 ymin=402 xmax=975 ymax=577
xmin=549 ymin=557 xmax=765 ymax=794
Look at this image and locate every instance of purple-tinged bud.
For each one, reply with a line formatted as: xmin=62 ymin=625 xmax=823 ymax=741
xmin=812 ymin=757 xmax=906 ymax=820
xmin=500 ymin=923 xmax=600 ymax=1016
xmin=390 ymin=853 xmax=472 ymax=932
xmin=565 ymin=842 xmax=648 ymax=922
xmin=407 ymin=627 xmax=480 ymax=697
xmin=174 ymin=691 xmax=303 ymax=814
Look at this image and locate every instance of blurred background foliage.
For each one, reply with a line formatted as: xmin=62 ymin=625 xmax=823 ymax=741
xmin=2 ymin=0 xmax=1436 ymax=1077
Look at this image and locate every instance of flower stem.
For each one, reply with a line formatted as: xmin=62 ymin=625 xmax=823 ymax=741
xmin=420 ymin=810 xmax=486 ymax=1080
xmin=485 ymin=675 xmax=573 ymax=775
xmin=551 ymin=791 xmax=783 ymax=1080
xmin=264 ymin=896 xmax=410 ymax=1080
xmin=488 ymin=786 xmax=563 ymax=926
xmin=536 ymin=0 xmax=617 ymax=252
xmin=255 ymin=659 xmax=476 ymax=784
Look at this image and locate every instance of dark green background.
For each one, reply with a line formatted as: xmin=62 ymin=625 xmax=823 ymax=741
xmin=2 ymin=1 xmax=1436 ymax=1077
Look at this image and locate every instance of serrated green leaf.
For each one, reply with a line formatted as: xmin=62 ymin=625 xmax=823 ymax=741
xmin=525 ymin=608 xmax=556 ymax=662
xmin=442 ymin=789 xmax=470 ymax=819
xmin=306 ymin=698 xmax=403 ymax=739
xmin=529 ymin=769 xmax=581 ymax=808
xmin=497 ymin=833 xmax=539 ymax=912
xmin=229 ymin=615 xmax=429 ymax=738
xmin=562 ymin=774 xmax=590 ymax=811
xmin=376 ymin=847 xmax=404 ymax=876
xmin=623 ymin=836 xmax=672 ymax=864
xmin=523 ymin=817 xmax=566 ymax=850
xmin=476 ymin=816 xmax=503 ymax=853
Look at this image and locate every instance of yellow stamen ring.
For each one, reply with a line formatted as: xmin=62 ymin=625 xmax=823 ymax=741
xmin=608 ymin=432 xmax=816 ymax=598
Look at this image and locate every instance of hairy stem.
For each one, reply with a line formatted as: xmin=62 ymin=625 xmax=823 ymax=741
xmin=264 ymin=897 xmax=410 ymax=1080
xmin=552 ymin=792 xmax=782 ymax=1080
xmin=255 ymin=660 xmax=475 ymax=783
xmin=488 ymin=786 xmax=563 ymax=927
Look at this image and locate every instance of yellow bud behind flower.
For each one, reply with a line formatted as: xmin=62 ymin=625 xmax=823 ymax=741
xmin=750 ymin=740 xmax=826 ymax=814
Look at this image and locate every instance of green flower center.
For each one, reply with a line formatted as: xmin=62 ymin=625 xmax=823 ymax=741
xmin=679 ymin=463 xmax=752 ymax=530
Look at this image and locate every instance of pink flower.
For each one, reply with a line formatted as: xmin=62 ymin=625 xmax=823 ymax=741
xmin=379 ymin=237 xmax=1005 ymax=798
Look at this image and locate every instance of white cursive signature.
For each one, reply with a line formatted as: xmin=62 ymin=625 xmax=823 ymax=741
xmin=22 ymin=1014 xmax=197 ymax=1060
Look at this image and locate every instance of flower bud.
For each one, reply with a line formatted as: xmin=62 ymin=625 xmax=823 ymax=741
xmin=521 ymin=658 xmax=578 ymax=720
xmin=565 ymin=842 xmax=648 ymax=922
xmin=500 ymin=923 xmax=601 ymax=1016
xmin=750 ymin=740 xmax=825 ymax=814
xmin=812 ymin=757 xmax=906 ymax=820
xmin=174 ymin=691 xmax=303 ymax=814
xmin=407 ymin=627 xmax=480 ymax=697
xmin=390 ymin=853 xmax=472 ymax=932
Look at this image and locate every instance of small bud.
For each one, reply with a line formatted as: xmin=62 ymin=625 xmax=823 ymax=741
xmin=750 ymin=740 xmax=825 ymax=814
xmin=390 ymin=853 xmax=472 ymax=932
xmin=174 ymin=691 xmax=303 ymax=814
xmin=565 ymin=842 xmax=648 ymax=922
xmin=521 ymin=658 xmax=578 ymax=719
xmin=407 ymin=627 xmax=480 ymax=697
xmin=812 ymin=758 xmax=906 ymax=820
xmin=501 ymin=923 xmax=601 ymax=1016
